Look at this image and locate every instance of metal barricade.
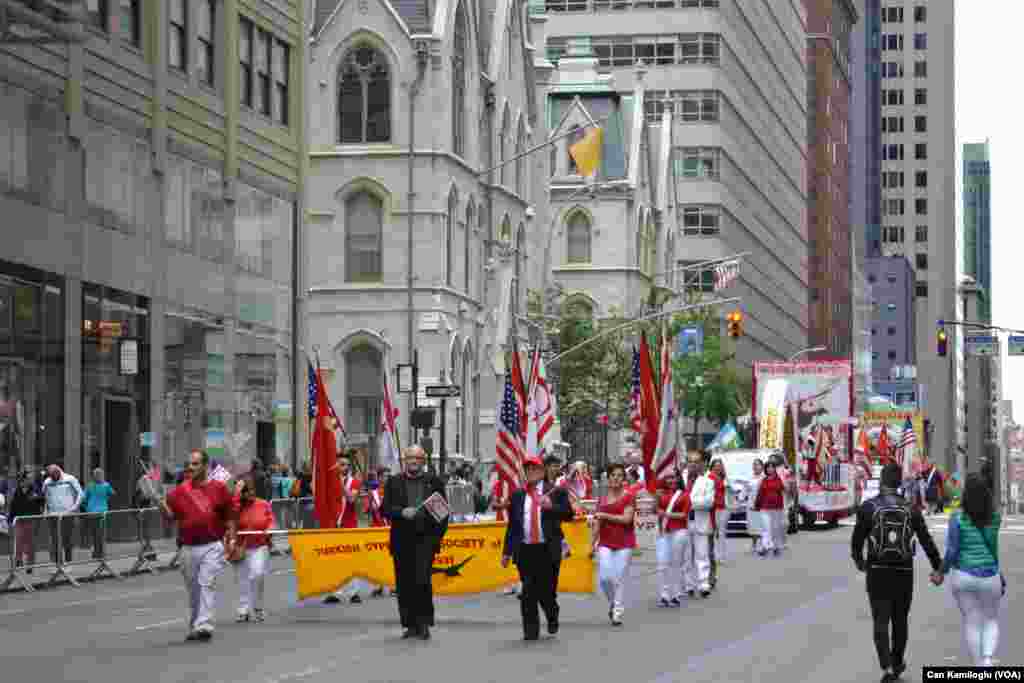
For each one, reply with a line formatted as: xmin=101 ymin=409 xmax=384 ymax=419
xmin=1 ymin=513 xmax=65 ymax=592
xmin=63 ymin=511 xmax=117 ymax=581
xmin=131 ymin=507 xmax=181 ymax=574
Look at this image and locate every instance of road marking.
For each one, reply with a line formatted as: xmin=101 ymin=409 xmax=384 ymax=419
xmin=135 ymin=618 xmax=185 ymax=631
xmin=0 ymin=584 xmax=182 ymax=618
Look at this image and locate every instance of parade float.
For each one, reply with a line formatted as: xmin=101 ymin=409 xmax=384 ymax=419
xmin=753 ymin=360 xmax=859 ymax=528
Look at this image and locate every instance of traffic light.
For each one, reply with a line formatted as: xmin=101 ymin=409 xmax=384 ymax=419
xmin=937 ymin=328 xmax=948 ymax=357
xmin=727 ymin=311 xmax=743 ymax=338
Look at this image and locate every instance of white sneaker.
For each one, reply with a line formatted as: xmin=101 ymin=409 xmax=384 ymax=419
xmin=253 ymin=609 xmax=265 ymax=623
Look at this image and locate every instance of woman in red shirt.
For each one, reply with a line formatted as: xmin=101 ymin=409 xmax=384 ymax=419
xmin=655 ymin=472 xmax=690 ymax=607
xmin=591 ymin=463 xmax=636 ymax=626
xmin=229 ymin=476 xmax=276 ymax=622
xmin=752 ymin=461 xmax=785 ymax=557
xmin=709 ymin=458 xmax=730 ymax=564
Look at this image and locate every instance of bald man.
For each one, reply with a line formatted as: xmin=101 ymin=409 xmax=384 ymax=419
xmin=382 ymin=446 xmax=449 ymax=640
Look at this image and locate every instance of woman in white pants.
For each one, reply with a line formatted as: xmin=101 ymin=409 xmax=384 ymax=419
xmin=709 ymin=459 xmax=730 ymax=565
xmin=752 ymin=461 xmax=785 ymax=557
xmin=939 ymin=473 xmax=1004 ymax=666
xmin=229 ymin=477 xmax=276 ymax=623
xmin=746 ymin=459 xmax=765 ymax=554
xmin=655 ymin=472 xmax=691 ymax=607
xmin=591 ymin=463 xmax=636 ymax=626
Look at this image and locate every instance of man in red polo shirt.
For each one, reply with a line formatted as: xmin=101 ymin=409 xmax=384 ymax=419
xmin=160 ymin=449 xmax=237 ymax=642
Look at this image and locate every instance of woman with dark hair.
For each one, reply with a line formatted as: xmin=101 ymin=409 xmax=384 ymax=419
xmin=753 ymin=461 xmax=785 ymax=557
xmin=228 ymin=475 xmax=275 ymax=623
xmin=940 ymin=473 xmax=1004 ymax=666
xmin=591 ymin=462 xmax=636 ymax=626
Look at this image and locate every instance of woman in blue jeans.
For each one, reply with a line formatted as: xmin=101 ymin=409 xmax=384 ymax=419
xmin=940 ymin=473 xmax=1004 ymax=666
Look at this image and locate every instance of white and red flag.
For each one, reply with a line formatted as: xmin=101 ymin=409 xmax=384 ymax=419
xmin=636 ymin=333 xmax=660 ymax=490
xmin=379 ymin=364 xmax=401 ymax=473
xmin=526 ymin=347 xmax=556 ymax=460
xmin=650 ymin=325 xmax=678 ymax=489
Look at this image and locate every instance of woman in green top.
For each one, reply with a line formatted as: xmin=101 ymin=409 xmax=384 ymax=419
xmin=940 ymin=473 xmax=1003 ymax=666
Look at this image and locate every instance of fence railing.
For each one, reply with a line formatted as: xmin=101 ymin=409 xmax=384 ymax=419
xmin=1 ymin=483 xmax=479 ymax=593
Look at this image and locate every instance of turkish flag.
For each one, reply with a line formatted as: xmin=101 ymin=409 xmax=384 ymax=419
xmin=312 ymin=373 xmax=343 ymax=529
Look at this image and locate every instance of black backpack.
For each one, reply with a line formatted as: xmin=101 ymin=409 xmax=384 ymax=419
xmin=867 ymin=501 xmax=916 ymax=565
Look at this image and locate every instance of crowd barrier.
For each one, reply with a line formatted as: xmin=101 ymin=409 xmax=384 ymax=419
xmin=1 ymin=482 xmax=478 ymax=593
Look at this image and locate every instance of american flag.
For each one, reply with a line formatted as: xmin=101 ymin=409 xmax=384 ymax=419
xmin=713 ymin=260 xmax=740 ymax=291
xmin=308 ymin=361 xmax=345 ymax=435
xmin=495 ymin=365 xmax=525 ymax=489
xmin=629 ymin=347 xmax=643 ymax=434
xmin=897 ymin=417 xmax=916 ymax=478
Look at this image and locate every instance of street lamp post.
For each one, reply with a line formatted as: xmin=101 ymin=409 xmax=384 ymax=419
xmin=788 ymin=346 xmax=826 ymax=362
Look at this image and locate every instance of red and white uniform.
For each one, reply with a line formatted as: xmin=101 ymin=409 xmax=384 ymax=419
xmin=338 ymin=475 xmax=361 ymax=529
xmin=596 ymin=493 xmax=636 ymax=622
xmin=753 ymin=474 xmax=786 ymax=553
xmin=710 ymin=472 xmax=730 ymax=563
xmin=233 ymin=496 xmax=275 ymax=618
xmin=656 ymin=487 xmax=693 ymax=601
xmin=686 ymin=473 xmax=716 ymax=592
xmin=365 ymin=483 xmax=387 ymax=527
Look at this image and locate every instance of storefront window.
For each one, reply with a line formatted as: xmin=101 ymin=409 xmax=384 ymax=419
xmin=80 ymin=283 xmax=149 ymax=506
xmin=0 ymin=261 xmax=64 ymax=477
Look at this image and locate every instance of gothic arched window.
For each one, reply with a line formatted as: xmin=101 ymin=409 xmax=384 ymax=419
xmin=345 ymin=343 xmax=382 ymax=438
xmin=452 ymin=3 xmax=468 ymax=157
xmin=465 ymin=200 xmax=474 ymax=293
xmin=499 ymin=104 xmax=510 ymax=186
xmin=345 ymin=191 xmax=383 ymax=282
xmin=566 ymin=212 xmax=592 ymax=264
xmin=446 ymin=188 xmax=458 ymax=286
xmin=515 ymin=117 xmax=526 ymax=196
xmin=338 ymin=46 xmax=390 ymax=143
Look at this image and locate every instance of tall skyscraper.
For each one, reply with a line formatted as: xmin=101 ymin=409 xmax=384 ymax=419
xmin=963 ymin=142 xmax=992 ymax=323
xmin=543 ymin=0 xmax=809 ymax=367
xmin=852 ymin=0 xmax=883 ymax=260
xmin=806 ymin=0 xmax=858 ymax=360
xmin=876 ymin=0 xmax=957 ymax=469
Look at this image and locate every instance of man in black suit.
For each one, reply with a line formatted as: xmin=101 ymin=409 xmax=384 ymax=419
xmin=501 ymin=456 xmax=574 ymax=641
xmin=382 ymin=445 xmax=449 ymax=641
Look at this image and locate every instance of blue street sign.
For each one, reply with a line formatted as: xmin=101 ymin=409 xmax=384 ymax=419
xmin=1008 ymin=336 xmax=1024 ymax=357
xmin=965 ymin=335 xmax=999 ymax=356
xmin=677 ymin=326 xmax=704 ymax=357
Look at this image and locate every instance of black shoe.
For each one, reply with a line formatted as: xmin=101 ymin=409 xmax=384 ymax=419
xmin=371 ymin=588 xmax=385 ymax=598
xmin=185 ymin=632 xmax=200 ymax=642
xmin=687 ymin=590 xmax=695 ymax=598
xmin=323 ymin=595 xmax=341 ymax=604
xmin=401 ymin=628 xmax=416 ymax=639
xmin=547 ymin=619 xmax=559 ymax=635
xmin=700 ymin=590 xmax=711 ymax=598
xmin=524 ymin=627 xmax=540 ymax=641
xmin=350 ymin=595 xmax=362 ymax=604
xmin=195 ymin=630 xmax=213 ymax=642
xmin=669 ymin=597 xmax=682 ymax=607
xmin=892 ymin=662 xmax=906 ymax=679
xmin=25 ymin=568 xmax=32 ymax=575
xmin=418 ymin=626 xmax=431 ymax=641
xmin=880 ymin=673 xmax=897 ymax=683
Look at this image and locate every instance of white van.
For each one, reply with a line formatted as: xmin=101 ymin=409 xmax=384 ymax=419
xmin=713 ymin=449 xmax=795 ymax=535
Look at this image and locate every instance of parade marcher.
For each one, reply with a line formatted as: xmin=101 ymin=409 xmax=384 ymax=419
xmin=41 ymin=464 xmax=83 ymax=564
xmin=229 ymin=476 xmax=275 ymax=623
xmin=655 ymin=471 xmax=690 ymax=607
xmin=325 ymin=454 xmax=364 ymax=605
xmin=851 ymin=463 xmax=943 ymax=682
xmin=747 ymin=458 xmax=765 ymax=554
xmin=941 ymin=473 xmax=1005 ymax=667
xmin=382 ymin=446 xmax=448 ymax=641
xmin=924 ymin=464 xmax=946 ymax=515
xmin=591 ymin=462 xmax=636 ymax=626
xmin=501 ymin=456 xmax=574 ymax=641
xmin=709 ymin=458 xmax=730 ymax=565
xmin=159 ymin=449 xmax=237 ymax=642
xmin=686 ymin=453 xmax=716 ymax=597
xmin=753 ymin=461 xmax=785 ymax=557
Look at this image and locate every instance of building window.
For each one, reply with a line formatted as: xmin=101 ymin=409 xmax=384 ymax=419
xmin=346 ymin=344 xmax=383 ymax=439
xmin=883 ymin=6 xmax=903 ymax=22
xmin=888 ymin=351 xmax=897 ymax=361
xmin=168 ymin=0 xmax=187 ymax=71
xmin=681 ymin=205 xmax=720 ymax=236
xmin=500 ymin=105 xmax=511 ymax=183
xmin=673 ymin=90 xmax=718 ymax=122
xmin=915 ymin=171 xmax=927 ymax=188
xmin=882 ymin=116 xmax=904 ymax=133
xmin=915 ymin=143 xmax=927 ymax=159
xmin=914 ymin=5 xmax=926 ymax=22
xmin=913 ymin=33 xmax=927 ymax=50
xmin=675 ymin=146 xmax=720 ymax=179
xmin=882 ymin=226 xmax=905 ymax=243
xmin=464 ymin=202 xmax=473 ymax=293
xmin=446 ymin=189 xmax=457 ymax=286
xmin=915 ymin=198 xmax=928 ymax=215
xmin=515 ymin=118 xmax=526 ymax=196
xmin=914 ymin=115 xmax=927 ymax=132
xmin=885 ymin=89 xmax=904 ymax=106
xmin=86 ymin=0 xmax=109 ymax=32
xmin=914 ymin=88 xmax=927 ymax=106
xmin=882 ymin=171 xmax=904 ymax=188
xmin=916 ymin=253 xmax=928 ymax=270
xmin=196 ymin=0 xmax=214 ymax=86
xmin=915 ymin=225 xmax=928 ymax=242
xmin=883 ymin=62 xmax=902 ymax=78
xmin=452 ymin=2 xmax=467 ymax=158
xmin=338 ymin=46 xmax=391 ymax=143
xmin=888 ymin=326 xmax=896 ymax=336
xmin=255 ymin=28 xmax=271 ymax=116
xmin=916 ymin=281 xmax=928 ymax=297
xmin=914 ymin=61 xmax=927 ymax=77
xmin=272 ymin=40 xmax=290 ymax=126
xmin=120 ymin=0 xmax=141 ymax=47
xmin=883 ymin=143 xmax=904 ymax=160
xmin=239 ymin=18 xmax=253 ymax=106
xmin=678 ymin=33 xmax=720 ymax=64
xmin=681 ymin=260 xmax=714 ymax=293
xmin=883 ymin=199 xmax=905 ymax=217
xmin=566 ymin=212 xmax=592 ymax=264
xmin=499 ymin=215 xmax=512 ymax=244
xmin=345 ymin=192 xmax=383 ymax=282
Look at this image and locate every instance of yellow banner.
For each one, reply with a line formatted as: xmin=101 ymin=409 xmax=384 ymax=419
xmin=288 ymin=519 xmax=596 ymax=600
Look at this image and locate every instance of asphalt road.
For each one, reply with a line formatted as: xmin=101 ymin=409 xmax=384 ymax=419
xmin=1 ymin=515 xmax=1021 ymax=683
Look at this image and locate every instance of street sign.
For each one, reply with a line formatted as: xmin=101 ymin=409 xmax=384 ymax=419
xmin=676 ymin=326 xmax=704 ymax=357
xmin=1009 ymin=336 xmax=1024 ymax=356
xmin=425 ymin=384 xmax=461 ymax=399
xmin=965 ymin=335 xmax=999 ymax=356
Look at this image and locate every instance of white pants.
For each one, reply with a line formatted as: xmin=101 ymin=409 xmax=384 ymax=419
xmin=235 ymin=545 xmax=269 ymax=614
xmin=952 ymin=570 xmax=1003 ymax=666
xmin=714 ymin=510 xmax=730 ymax=562
xmin=597 ymin=547 xmax=632 ymax=619
xmin=656 ymin=530 xmax=690 ymax=600
xmin=690 ymin=533 xmax=712 ymax=591
xmin=759 ymin=510 xmax=785 ymax=553
xmin=181 ymin=542 xmax=227 ymax=633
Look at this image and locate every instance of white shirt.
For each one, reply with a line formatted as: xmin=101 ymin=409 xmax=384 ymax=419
xmin=522 ymin=481 xmax=545 ymax=544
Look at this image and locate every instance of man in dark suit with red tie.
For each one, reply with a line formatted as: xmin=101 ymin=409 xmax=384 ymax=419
xmin=501 ymin=456 xmax=574 ymax=641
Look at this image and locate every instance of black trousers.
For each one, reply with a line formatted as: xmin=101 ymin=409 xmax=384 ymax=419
xmin=867 ymin=569 xmax=914 ymax=670
xmin=517 ymin=544 xmax=559 ymax=636
xmin=393 ymin=541 xmax=437 ymax=630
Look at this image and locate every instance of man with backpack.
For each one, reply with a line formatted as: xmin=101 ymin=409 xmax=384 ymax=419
xmin=851 ymin=463 xmax=943 ymax=682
